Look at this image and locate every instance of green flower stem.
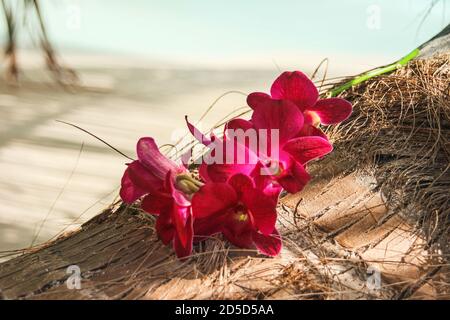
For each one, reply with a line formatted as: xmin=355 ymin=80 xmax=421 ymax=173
xmin=329 ymin=48 xmax=420 ymax=97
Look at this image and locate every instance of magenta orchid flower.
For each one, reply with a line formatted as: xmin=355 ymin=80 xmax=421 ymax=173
xmin=120 ymin=137 xmax=185 ymax=203
xmin=186 ymin=116 xmax=283 ymax=201
xmin=119 ymin=137 xmax=193 ymax=258
xmin=226 ymin=95 xmax=333 ymax=194
xmin=249 ymin=71 xmax=352 ymax=138
xmin=141 ymin=171 xmax=194 ymax=258
xmin=118 ymin=69 xmax=349 ymax=259
xmin=192 ymin=173 xmax=281 ymax=256
xmin=185 ymin=116 xmax=258 ymax=181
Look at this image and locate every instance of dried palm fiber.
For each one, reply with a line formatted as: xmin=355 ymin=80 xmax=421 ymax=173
xmin=326 ymin=54 xmax=449 ymax=255
xmin=0 ymin=202 xmax=390 ymax=300
xmin=1 ymin=55 xmax=449 ymax=300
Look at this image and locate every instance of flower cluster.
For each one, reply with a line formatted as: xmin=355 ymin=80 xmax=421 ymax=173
xmin=120 ymin=71 xmax=352 ymax=258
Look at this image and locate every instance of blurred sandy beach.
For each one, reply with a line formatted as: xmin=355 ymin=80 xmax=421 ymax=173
xmin=0 ymin=52 xmax=287 ymax=253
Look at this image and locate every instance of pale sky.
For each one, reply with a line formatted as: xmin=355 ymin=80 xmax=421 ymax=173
xmin=3 ymin=0 xmax=450 ymax=68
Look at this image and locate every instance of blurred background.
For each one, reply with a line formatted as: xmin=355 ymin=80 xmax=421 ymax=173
xmin=0 ymin=0 xmax=448 ymax=253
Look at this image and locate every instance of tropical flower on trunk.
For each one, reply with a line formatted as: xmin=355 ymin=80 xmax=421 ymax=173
xmin=248 ymin=71 xmax=352 ymax=138
xmin=192 ymin=173 xmax=281 ymax=256
xmin=120 ymin=137 xmax=198 ymax=258
xmin=224 ymin=95 xmax=333 ymax=194
xmin=119 ymin=69 xmax=352 ymax=259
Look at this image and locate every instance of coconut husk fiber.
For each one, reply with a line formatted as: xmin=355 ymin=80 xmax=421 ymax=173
xmin=328 ymin=53 xmax=450 ymax=254
xmin=0 ymin=54 xmax=449 ymax=300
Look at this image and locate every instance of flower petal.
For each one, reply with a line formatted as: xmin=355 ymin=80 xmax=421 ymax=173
xmin=119 ymin=164 xmax=148 ymax=203
xmin=307 ymin=98 xmax=352 ymax=125
xmin=223 ymin=119 xmax=256 ymax=152
xmin=206 ymin=163 xmax=256 ymax=183
xmin=252 ymin=228 xmax=282 ymax=257
xmin=252 ymin=162 xmax=283 ymax=201
xmin=242 ymin=189 xmax=277 ymax=235
xmin=172 ymin=205 xmax=192 ymax=249
xmin=185 ymin=115 xmax=212 ymax=146
xmin=191 ymin=182 xmax=237 ymax=218
xmin=270 ymin=71 xmax=318 ymax=110
xmin=141 ymin=193 xmax=172 ymax=215
xmin=246 ymin=92 xmax=272 ymax=110
xmin=249 ymin=94 xmax=304 ymax=145
xmin=222 ymin=227 xmax=253 ymax=249
xmin=225 ymin=118 xmax=254 ymax=132
xmin=277 ymin=161 xmax=311 ymax=194
xmin=127 ymin=160 xmax=163 ymax=193
xmin=165 ymin=171 xmax=191 ymax=207
xmin=283 ymin=136 xmax=333 ymax=165
xmin=228 ymin=173 xmax=255 ymax=199
xmin=203 ymin=139 xmax=259 ymax=183
xmin=155 ymin=212 xmax=174 ymax=245
xmin=298 ymin=125 xmax=329 ymax=140
xmin=136 ymin=137 xmax=181 ymax=180
xmin=167 ymin=170 xmax=192 ymax=247
xmin=193 ymin=213 xmax=224 ymax=239
xmin=173 ymin=214 xmax=193 ymax=258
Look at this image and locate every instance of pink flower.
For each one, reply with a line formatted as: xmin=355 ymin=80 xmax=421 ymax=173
xmin=120 ymin=137 xmax=185 ymax=203
xmin=249 ymin=71 xmax=352 ymax=138
xmin=117 ymin=69 xmax=351 ymax=259
xmin=192 ymin=174 xmax=281 ymax=256
xmin=141 ymin=171 xmax=193 ymax=258
xmin=119 ymin=137 xmax=193 ymax=258
xmin=186 ymin=116 xmax=283 ymax=201
xmin=225 ymin=95 xmax=333 ymax=194
xmin=185 ymin=116 xmax=259 ymax=181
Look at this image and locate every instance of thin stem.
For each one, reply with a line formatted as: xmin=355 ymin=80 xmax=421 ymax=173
xmin=329 ymin=48 xmax=420 ymax=97
xmin=56 ymin=120 xmax=135 ymax=161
